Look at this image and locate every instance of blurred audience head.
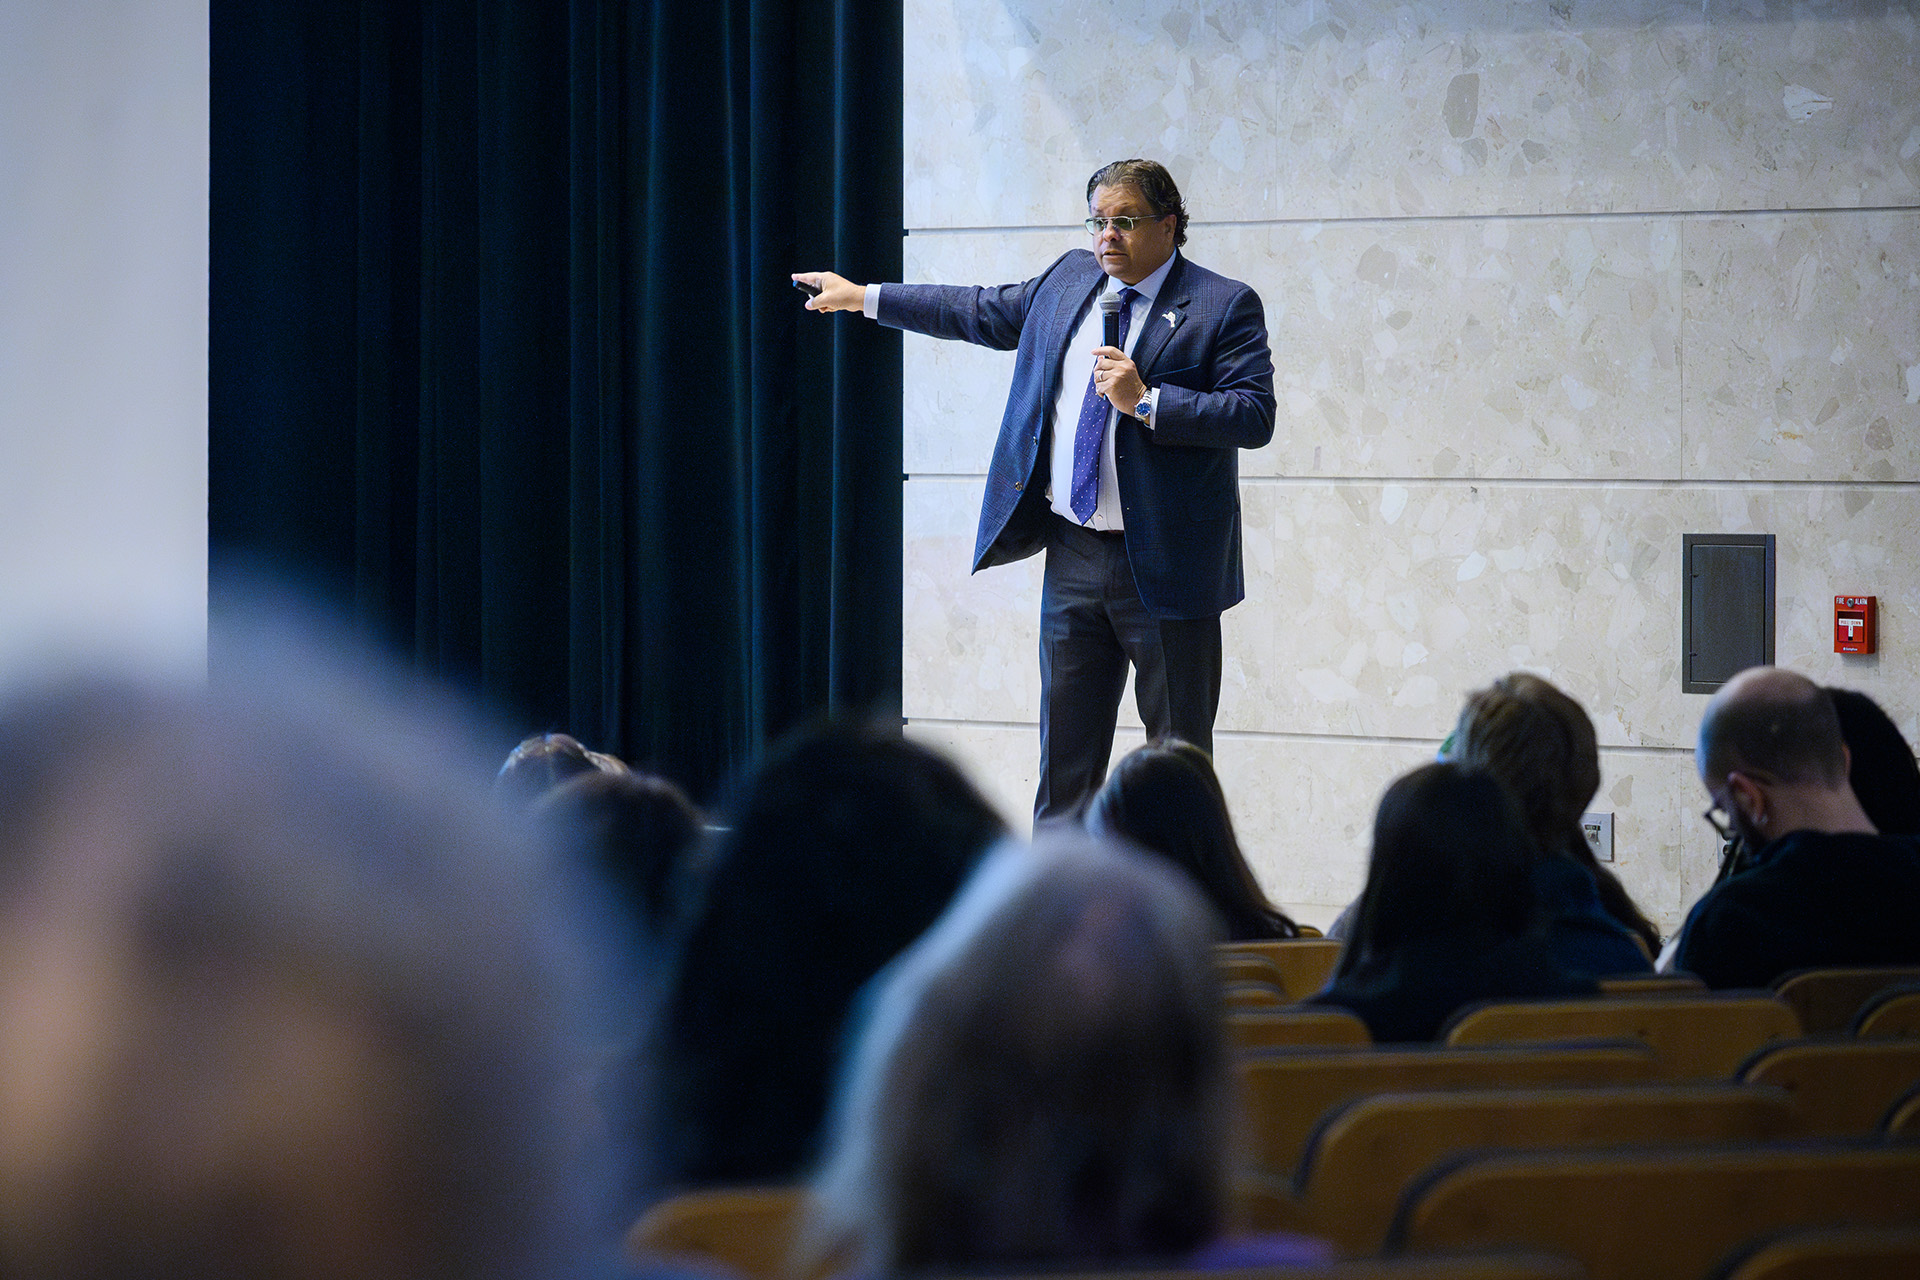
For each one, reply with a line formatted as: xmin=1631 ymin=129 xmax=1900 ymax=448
xmin=497 ymin=731 xmax=627 ymax=809
xmin=1086 ymin=739 xmax=1297 ymax=940
xmin=0 ymin=629 xmax=618 ymax=1280
xmin=1452 ymin=672 xmax=1658 ymax=949
xmin=651 ymin=721 xmax=1005 ymax=1186
xmin=1826 ymin=686 xmax=1920 ymax=836
xmin=805 ymin=831 xmax=1229 ymax=1276
xmin=1337 ymin=762 xmax=1537 ymax=979
xmin=1698 ymin=667 xmax=1848 ymax=792
xmin=536 ymin=769 xmax=706 ymax=949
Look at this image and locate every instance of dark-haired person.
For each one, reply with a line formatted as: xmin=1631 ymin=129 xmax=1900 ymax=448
xmin=1673 ymin=667 xmax=1920 ymax=988
xmin=1085 ymin=739 xmax=1300 ymax=939
xmin=796 ymin=159 xmax=1274 ymax=822
xmin=537 ymin=769 xmax=707 ymax=951
xmin=497 ymin=730 xmax=627 ymax=809
xmin=1450 ymin=673 xmax=1657 ymax=974
xmin=1302 ymin=763 xmax=1597 ymax=1043
xmin=1827 ymin=686 xmax=1920 ymax=837
xmin=800 ymin=834 xmax=1331 ymax=1276
xmin=648 ymin=722 xmax=1006 ymax=1188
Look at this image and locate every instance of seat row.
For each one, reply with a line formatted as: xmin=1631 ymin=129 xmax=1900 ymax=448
xmin=630 ymin=954 xmax=1920 ymax=1280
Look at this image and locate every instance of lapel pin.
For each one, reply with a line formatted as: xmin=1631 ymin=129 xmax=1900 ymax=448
xmin=1162 ymin=310 xmax=1180 ymax=330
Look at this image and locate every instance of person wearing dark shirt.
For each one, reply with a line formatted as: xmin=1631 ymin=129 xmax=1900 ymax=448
xmin=1827 ymin=686 xmax=1920 ymax=836
xmin=1674 ymin=666 xmax=1920 ymax=988
xmin=1304 ymin=762 xmax=1595 ymax=1043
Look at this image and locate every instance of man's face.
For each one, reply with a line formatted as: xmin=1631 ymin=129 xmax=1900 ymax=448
xmin=1700 ymin=765 xmax=1767 ymax=851
xmin=1089 ymin=183 xmax=1177 ymax=285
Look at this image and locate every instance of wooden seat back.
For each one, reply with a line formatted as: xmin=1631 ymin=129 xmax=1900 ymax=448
xmin=1714 ymin=1225 xmax=1920 ymax=1280
xmin=1444 ymin=993 xmax=1801 ymax=1078
xmin=1236 ymin=1042 xmax=1658 ymax=1177
xmin=1883 ymin=1081 xmax=1920 ymax=1135
xmin=1228 ymin=1007 xmax=1371 ymax=1051
xmin=1222 ymin=979 xmax=1287 ymax=1009
xmin=1774 ymin=966 xmax=1920 ymax=1036
xmin=1597 ymin=973 xmax=1706 ymax=996
xmin=985 ymin=1259 xmax=1585 ymax=1280
xmin=1387 ymin=1140 xmax=1920 ymax=1280
xmin=626 ymin=1186 xmax=805 ymax=1279
xmin=1295 ymin=1083 xmax=1799 ymax=1254
xmin=1851 ymin=984 xmax=1920 ymax=1039
xmin=1218 ymin=939 xmax=1344 ymax=1000
xmin=1217 ymin=953 xmax=1285 ymax=987
xmin=1738 ymin=1038 xmax=1920 ymax=1134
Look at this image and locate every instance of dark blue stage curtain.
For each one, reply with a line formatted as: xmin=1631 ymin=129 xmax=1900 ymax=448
xmin=210 ymin=0 xmax=903 ymax=800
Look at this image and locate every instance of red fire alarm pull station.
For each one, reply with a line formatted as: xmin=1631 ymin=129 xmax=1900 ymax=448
xmin=1835 ymin=596 xmax=1877 ymax=654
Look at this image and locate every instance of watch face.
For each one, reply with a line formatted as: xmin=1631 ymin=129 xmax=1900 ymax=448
xmin=1135 ymin=398 xmax=1153 ymax=419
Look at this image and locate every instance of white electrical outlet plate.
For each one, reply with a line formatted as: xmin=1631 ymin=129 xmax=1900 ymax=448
xmin=1581 ymin=811 xmax=1615 ymax=863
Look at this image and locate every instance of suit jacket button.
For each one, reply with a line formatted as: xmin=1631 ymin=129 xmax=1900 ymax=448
xmin=1014 ymin=481 xmax=1024 ymax=490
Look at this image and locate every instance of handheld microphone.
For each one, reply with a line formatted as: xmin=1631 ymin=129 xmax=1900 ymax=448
xmin=1099 ymin=293 xmax=1121 ymax=349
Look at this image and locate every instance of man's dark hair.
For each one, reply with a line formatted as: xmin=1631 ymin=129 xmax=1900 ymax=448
xmin=1699 ymin=671 xmax=1848 ymax=789
xmin=1086 ymin=159 xmax=1188 ymax=247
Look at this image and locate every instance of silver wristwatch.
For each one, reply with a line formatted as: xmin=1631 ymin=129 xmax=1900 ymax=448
xmin=1133 ymin=391 xmax=1154 ymax=423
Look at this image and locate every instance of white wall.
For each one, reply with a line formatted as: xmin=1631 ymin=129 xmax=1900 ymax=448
xmin=0 ymin=0 xmax=209 ymax=686
xmin=900 ymin=0 xmax=1920 ymax=934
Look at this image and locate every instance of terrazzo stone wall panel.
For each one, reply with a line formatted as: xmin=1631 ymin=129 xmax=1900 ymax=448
xmin=906 ymin=1 xmax=1920 ymax=229
xmin=899 ymin=0 xmax=1919 ymax=931
xmin=906 ymin=721 xmax=1720 ymax=936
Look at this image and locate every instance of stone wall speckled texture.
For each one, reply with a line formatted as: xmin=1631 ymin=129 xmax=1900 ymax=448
xmin=899 ymin=0 xmax=1919 ymax=934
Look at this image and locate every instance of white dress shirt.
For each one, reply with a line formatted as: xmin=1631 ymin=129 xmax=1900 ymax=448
xmin=865 ymin=252 xmax=1171 ymax=531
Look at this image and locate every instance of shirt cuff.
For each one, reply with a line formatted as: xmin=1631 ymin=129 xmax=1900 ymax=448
xmin=863 ymin=284 xmax=882 ymax=319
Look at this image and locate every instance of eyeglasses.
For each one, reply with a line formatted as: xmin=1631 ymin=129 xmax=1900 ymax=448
xmin=1084 ymin=215 xmax=1162 ymax=234
xmin=1703 ymin=802 xmax=1734 ymax=843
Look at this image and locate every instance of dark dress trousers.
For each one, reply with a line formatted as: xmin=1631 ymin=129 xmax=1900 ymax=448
xmin=878 ymin=248 xmax=1275 ymax=817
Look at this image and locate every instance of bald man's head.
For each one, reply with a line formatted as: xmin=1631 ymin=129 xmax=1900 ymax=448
xmin=1697 ymin=667 xmax=1849 ymax=791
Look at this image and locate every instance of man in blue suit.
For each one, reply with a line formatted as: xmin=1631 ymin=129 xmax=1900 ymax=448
xmin=798 ymin=160 xmax=1275 ymax=821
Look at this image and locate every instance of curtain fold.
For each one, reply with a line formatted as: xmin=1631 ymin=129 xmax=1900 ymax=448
xmin=210 ymin=0 xmax=902 ymax=800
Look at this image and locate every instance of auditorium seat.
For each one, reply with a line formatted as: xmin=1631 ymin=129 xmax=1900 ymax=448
xmin=1219 ymin=939 xmax=1343 ymax=1000
xmin=985 ymin=1258 xmax=1584 ymax=1280
xmin=1596 ymin=973 xmax=1705 ymax=995
xmin=1737 ymin=1038 xmax=1920 ymax=1135
xmin=1385 ymin=1139 xmax=1920 ymax=1280
xmin=1228 ymin=1007 xmax=1371 ymax=1051
xmin=1218 ymin=951 xmax=1285 ymax=986
xmin=1236 ymin=1042 xmax=1658 ymax=1177
xmin=1851 ymin=983 xmax=1920 ymax=1039
xmin=1773 ymin=966 xmax=1920 ymax=1036
xmin=1222 ymin=979 xmax=1288 ymax=1009
xmin=1288 ymin=1083 xmax=1799 ymax=1254
xmin=626 ymin=1185 xmax=804 ymax=1278
xmin=1442 ymin=993 xmax=1800 ymax=1078
xmin=1711 ymin=1224 xmax=1920 ymax=1280
xmin=1882 ymin=1080 xmax=1920 ymax=1135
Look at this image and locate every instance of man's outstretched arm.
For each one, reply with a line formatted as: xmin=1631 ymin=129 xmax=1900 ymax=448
xmin=793 ymin=254 xmax=1086 ymax=352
